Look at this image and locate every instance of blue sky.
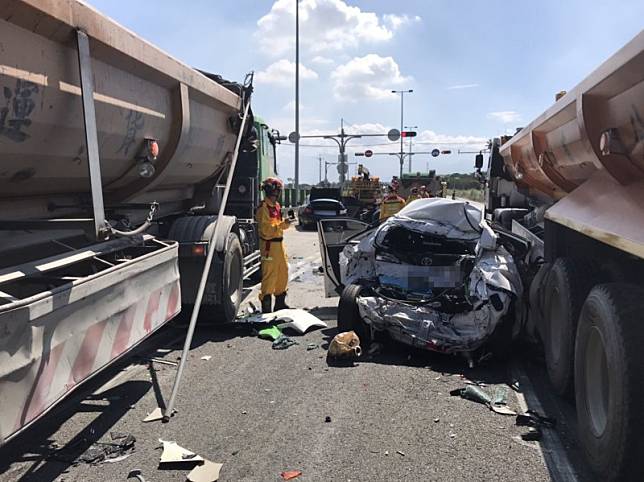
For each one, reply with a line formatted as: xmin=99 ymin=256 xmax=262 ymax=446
xmin=88 ymin=0 xmax=643 ymax=183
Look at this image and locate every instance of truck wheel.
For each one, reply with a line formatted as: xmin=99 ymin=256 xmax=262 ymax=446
xmin=574 ymin=284 xmax=644 ymax=481
xmin=207 ymin=233 xmax=243 ymax=323
xmin=337 ymin=284 xmax=372 ymax=348
xmin=543 ymin=257 xmax=597 ymax=397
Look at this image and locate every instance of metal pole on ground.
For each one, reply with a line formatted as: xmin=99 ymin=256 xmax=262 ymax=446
xmin=164 ymin=100 xmax=251 ymax=421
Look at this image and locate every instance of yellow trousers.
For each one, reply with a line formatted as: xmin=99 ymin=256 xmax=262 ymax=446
xmin=259 ymin=240 xmax=288 ymax=300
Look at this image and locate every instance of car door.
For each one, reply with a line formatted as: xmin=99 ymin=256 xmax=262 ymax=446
xmin=317 ymin=218 xmax=371 ymax=297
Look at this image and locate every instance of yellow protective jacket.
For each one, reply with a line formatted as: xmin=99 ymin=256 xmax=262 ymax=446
xmin=407 ymin=194 xmax=420 ymax=203
xmin=256 ymin=199 xmax=290 ymax=241
xmin=380 ymin=195 xmax=406 ymax=221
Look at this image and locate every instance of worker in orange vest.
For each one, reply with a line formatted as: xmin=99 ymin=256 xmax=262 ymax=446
xmin=256 ymin=177 xmax=291 ymax=313
xmin=379 ymin=185 xmax=406 ymax=221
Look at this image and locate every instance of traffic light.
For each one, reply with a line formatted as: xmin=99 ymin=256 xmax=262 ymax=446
xmin=401 ymin=131 xmax=417 ymax=138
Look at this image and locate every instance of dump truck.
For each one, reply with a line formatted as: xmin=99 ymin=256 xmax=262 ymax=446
xmin=480 ymin=30 xmax=644 ymax=481
xmin=0 ymin=0 xmax=279 ymax=444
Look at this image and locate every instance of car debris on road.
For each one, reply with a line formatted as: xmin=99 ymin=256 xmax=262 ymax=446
xmin=327 ymin=331 xmax=362 ymax=359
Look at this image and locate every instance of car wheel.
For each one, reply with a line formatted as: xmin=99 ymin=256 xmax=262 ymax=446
xmin=543 ymin=257 xmax=598 ymax=397
xmin=337 ymin=284 xmax=372 ymax=348
xmin=574 ymin=283 xmax=644 ymax=481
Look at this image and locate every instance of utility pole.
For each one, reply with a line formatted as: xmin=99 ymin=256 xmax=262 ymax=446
xmin=392 ymin=89 xmax=413 ymax=179
xmin=318 ymin=155 xmax=323 ymax=184
xmin=289 ymin=120 xmax=400 ymax=186
xmin=405 ymin=125 xmax=418 ymax=173
xmin=294 ymin=0 xmax=300 ymax=202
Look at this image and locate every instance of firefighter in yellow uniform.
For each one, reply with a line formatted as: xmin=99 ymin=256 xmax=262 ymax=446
xmin=256 ymin=177 xmax=291 ymax=313
xmin=379 ymin=185 xmax=406 ymax=221
xmin=407 ymin=187 xmax=421 ymax=203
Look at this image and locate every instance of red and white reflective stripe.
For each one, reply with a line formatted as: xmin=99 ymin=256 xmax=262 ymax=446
xmin=5 ymin=278 xmax=181 ymax=439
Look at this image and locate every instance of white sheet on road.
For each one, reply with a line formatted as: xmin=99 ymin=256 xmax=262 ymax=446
xmin=244 ymin=309 xmax=328 ymax=334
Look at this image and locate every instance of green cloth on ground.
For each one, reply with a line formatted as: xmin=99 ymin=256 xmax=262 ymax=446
xmin=258 ymin=325 xmax=283 ymax=341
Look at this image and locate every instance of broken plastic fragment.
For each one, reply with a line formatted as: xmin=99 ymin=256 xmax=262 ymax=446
xmin=143 ymin=407 xmax=164 ymax=423
xmin=143 ymin=407 xmax=176 ymax=422
xmin=521 ymin=427 xmax=543 ymax=441
xmin=280 ymin=470 xmax=302 ymax=480
xmin=187 ymin=460 xmax=223 ymax=482
xmin=272 ymin=335 xmax=298 ymax=350
xmin=516 ymin=410 xmax=556 ymax=428
xmin=258 ymin=325 xmax=283 ymax=341
xmin=491 ymin=404 xmax=517 ymax=416
xmin=158 ymin=439 xmax=204 ymax=464
xmin=201 ymin=355 xmax=212 ymax=361
xmin=450 ymin=385 xmax=492 ymax=405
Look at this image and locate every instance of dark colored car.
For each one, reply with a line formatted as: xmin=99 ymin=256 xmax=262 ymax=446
xmin=298 ymin=198 xmax=348 ymax=229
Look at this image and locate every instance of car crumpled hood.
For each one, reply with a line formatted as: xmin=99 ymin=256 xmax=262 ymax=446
xmin=339 ymin=198 xmax=523 ymax=354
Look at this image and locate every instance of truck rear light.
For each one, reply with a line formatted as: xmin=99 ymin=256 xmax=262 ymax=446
xmin=192 ymin=244 xmax=206 ymax=256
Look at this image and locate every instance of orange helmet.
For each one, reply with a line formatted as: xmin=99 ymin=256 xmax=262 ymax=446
xmin=261 ymin=177 xmax=284 ymax=196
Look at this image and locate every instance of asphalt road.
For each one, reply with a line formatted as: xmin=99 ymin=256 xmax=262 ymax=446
xmin=0 ymin=226 xmax=591 ymax=481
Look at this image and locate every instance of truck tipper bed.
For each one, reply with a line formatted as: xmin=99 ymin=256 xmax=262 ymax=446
xmin=482 ymin=30 xmax=644 ymax=481
xmin=0 ymin=0 xmax=279 ymax=443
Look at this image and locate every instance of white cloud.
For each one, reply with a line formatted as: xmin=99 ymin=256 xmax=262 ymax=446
xmin=282 ymin=100 xmax=308 ymax=112
xmin=487 ymin=111 xmax=521 ymax=123
xmin=415 ymin=129 xmax=488 ymax=147
xmin=383 ymin=14 xmax=422 ymax=30
xmin=310 ymin=55 xmax=335 ymax=66
xmin=331 ymin=54 xmax=411 ymax=101
xmin=255 ymin=59 xmax=318 ymax=86
xmin=256 ymin=0 xmax=416 ymax=56
xmin=447 ymin=83 xmax=479 ymax=90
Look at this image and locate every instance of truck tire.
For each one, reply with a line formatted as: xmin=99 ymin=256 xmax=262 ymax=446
xmin=574 ymin=284 xmax=644 ymax=481
xmin=543 ymin=257 xmax=597 ymax=397
xmin=337 ymin=284 xmax=372 ymax=348
xmin=205 ymin=233 xmax=243 ymax=323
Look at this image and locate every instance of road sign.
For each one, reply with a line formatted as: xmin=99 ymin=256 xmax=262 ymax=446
xmin=431 ymin=149 xmax=440 ymax=157
xmin=288 ymin=131 xmax=300 ymax=143
xmin=387 ymin=129 xmax=400 ymax=142
xmin=336 ymin=163 xmax=348 ymax=174
xmin=365 ymin=149 xmax=373 ymax=158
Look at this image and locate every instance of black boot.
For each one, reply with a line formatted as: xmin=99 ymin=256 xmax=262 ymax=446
xmin=274 ymin=293 xmax=290 ymax=311
xmin=261 ymin=295 xmax=273 ymax=314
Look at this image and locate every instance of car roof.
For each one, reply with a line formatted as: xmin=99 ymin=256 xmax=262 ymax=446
xmin=310 ymin=198 xmax=342 ymax=203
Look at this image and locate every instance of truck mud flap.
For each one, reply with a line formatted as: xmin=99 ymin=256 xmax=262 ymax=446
xmin=0 ymin=238 xmax=180 ymax=444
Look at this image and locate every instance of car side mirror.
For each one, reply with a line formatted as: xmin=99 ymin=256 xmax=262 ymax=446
xmin=475 ymin=153 xmax=484 ymax=169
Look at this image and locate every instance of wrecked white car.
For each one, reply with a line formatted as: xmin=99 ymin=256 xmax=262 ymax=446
xmin=317 ymin=198 xmax=528 ymax=357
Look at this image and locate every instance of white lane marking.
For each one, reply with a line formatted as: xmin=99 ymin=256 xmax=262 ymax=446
xmin=511 ymin=362 xmax=579 ymax=482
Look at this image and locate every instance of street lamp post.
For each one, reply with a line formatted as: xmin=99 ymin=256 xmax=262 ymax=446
xmin=294 ymin=0 xmax=300 ymax=201
xmin=392 ymin=89 xmax=413 ymax=178
xmin=405 ymin=125 xmax=418 ymax=173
